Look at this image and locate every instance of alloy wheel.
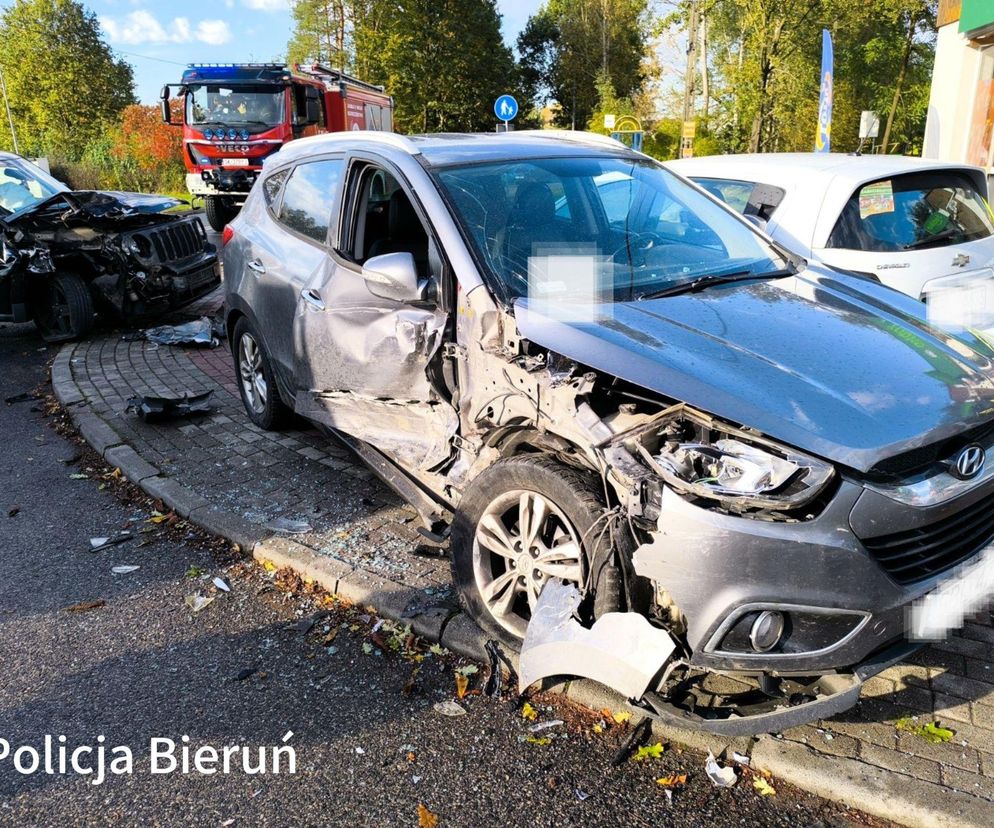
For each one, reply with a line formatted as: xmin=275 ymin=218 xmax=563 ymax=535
xmin=238 ymin=332 xmax=267 ymax=415
xmin=472 ymin=489 xmax=584 ymax=638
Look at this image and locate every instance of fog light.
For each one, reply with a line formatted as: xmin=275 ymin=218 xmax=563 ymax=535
xmin=749 ymin=610 xmax=785 ymax=652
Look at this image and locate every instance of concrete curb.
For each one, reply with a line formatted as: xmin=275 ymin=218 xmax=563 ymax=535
xmin=50 ymin=342 xmax=987 ymax=828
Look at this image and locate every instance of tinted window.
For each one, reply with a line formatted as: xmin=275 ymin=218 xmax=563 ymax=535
xmin=277 ymin=159 xmax=344 ymax=243
xmin=262 ymin=169 xmax=288 ymax=208
xmin=827 ymin=171 xmax=994 ymax=252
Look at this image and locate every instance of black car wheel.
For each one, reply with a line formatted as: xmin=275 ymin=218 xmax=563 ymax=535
xmin=231 ymin=317 xmax=291 ymax=430
xmin=205 ymin=196 xmax=237 ymax=232
xmin=450 ymin=455 xmax=621 ymax=650
xmin=33 ymin=273 xmax=95 ymax=343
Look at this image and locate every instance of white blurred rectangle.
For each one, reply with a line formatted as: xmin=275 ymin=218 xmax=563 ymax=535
xmin=924 ymin=269 xmax=994 ymax=332
xmin=527 ymin=244 xmax=611 ymax=323
xmin=908 ymin=543 xmax=994 ymax=640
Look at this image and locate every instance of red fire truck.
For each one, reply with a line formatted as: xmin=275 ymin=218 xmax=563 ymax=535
xmin=161 ymin=63 xmax=394 ymax=230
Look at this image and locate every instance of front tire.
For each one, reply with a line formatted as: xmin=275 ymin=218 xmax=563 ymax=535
xmin=33 ymin=273 xmax=95 ymax=343
xmin=450 ymin=455 xmax=617 ymax=650
xmin=231 ymin=318 xmax=290 ymax=430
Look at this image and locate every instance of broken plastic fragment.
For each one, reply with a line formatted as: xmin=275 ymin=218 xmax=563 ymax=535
xmin=126 ymin=391 xmax=213 ymax=421
xmin=433 ymin=700 xmax=466 ymax=717
xmin=518 ymin=580 xmax=676 ymax=700
xmin=143 ymin=317 xmax=217 ymax=347
xmin=184 ymin=593 xmax=214 ymax=613
xmin=265 ymin=517 xmax=313 ymax=534
xmin=732 ymin=751 xmax=751 ymax=766
xmin=705 ymin=752 xmax=737 ymax=788
xmin=111 ymin=565 xmax=140 ymax=575
xmin=213 ymin=577 xmax=230 ymax=593
xmin=529 ymin=720 xmax=564 ymax=733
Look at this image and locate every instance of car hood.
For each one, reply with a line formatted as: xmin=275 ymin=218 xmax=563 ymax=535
xmin=514 ymin=267 xmax=994 ymax=473
xmin=6 ymin=190 xmax=183 ymax=224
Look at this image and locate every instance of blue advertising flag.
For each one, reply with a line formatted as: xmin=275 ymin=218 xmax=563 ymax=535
xmin=815 ymin=29 xmax=833 ymax=153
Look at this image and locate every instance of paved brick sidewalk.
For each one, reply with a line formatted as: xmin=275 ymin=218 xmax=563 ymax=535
xmin=52 ymin=287 xmax=994 ymax=827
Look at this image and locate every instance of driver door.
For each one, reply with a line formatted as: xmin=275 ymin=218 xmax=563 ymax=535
xmin=291 ymin=157 xmax=457 ymax=474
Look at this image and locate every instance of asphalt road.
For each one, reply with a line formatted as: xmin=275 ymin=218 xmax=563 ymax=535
xmin=0 ymin=321 xmax=885 ymax=828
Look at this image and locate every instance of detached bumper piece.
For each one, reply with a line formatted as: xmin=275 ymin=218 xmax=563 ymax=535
xmin=126 ymin=390 xmax=214 ymax=421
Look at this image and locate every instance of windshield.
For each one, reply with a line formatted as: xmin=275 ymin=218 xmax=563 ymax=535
xmin=435 ymin=156 xmax=787 ymax=303
xmin=0 ymin=157 xmax=67 ymax=216
xmin=827 ymin=171 xmax=994 ymax=252
xmin=186 ymin=84 xmax=285 ymax=132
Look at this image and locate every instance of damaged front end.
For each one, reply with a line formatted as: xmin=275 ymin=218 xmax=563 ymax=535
xmin=0 ymin=190 xmax=219 ymax=338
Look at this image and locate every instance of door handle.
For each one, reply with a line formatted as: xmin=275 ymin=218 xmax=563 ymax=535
xmin=300 ymin=288 xmax=326 ymax=311
xmin=246 ymin=259 xmax=266 ymax=274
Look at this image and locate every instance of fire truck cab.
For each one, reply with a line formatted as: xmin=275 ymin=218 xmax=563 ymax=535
xmin=162 ymin=63 xmax=393 ymax=231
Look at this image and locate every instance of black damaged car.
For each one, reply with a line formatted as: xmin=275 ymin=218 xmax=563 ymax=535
xmin=0 ymin=152 xmax=219 ymax=342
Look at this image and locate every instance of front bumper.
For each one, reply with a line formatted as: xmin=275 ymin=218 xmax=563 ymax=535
xmin=633 ymin=476 xmax=994 ymax=675
xmin=187 ymin=170 xmax=258 ymax=198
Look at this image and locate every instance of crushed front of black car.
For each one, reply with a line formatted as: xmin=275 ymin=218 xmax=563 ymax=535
xmin=0 ymin=190 xmax=219 ymax=339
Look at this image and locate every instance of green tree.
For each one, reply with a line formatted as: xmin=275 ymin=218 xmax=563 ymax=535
xmin=0 ymin=0 xmax=134 ymax=159
xmin=518 ymin=0 xmax=650 ymax=129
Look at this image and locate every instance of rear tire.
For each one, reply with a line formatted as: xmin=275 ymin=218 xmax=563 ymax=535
xmin=205 ymin=196 xmax=237 ymax=232
xmin=450 ymin=454 xmax=624 ymax=651
xmin=231 ymin=317 xmax=291 ymax=430
xmin=33 ymin=273 xmax=95 ymax=343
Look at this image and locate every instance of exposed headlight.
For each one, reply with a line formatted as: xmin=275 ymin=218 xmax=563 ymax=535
xmin=637 ymin=409 xmax=835 ymax=512
xmin=123 ymin=237 xmax=142 ymax=256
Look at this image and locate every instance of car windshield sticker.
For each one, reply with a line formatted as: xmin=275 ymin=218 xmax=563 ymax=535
xmin=859 ymin=180 xmax=895 ymax=219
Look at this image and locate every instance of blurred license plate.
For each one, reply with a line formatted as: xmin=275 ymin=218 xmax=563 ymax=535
xmin=910 ymin=543 xmax=994 ymax=640
xmin=221 ymin=158 xmax=249 ymax=167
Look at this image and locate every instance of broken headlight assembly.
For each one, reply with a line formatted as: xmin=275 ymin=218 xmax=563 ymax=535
xmin=636 ymin=409 xmax=835 ymax=514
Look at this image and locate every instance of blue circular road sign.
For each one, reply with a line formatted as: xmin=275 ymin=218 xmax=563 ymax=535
xmin=494 ymin=95 xmax=518 ymax=121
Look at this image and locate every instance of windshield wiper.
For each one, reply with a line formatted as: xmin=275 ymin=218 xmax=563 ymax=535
xmin=636 ymin=267 xmax=795 ymax=301
xmin=903 ymin=228 xmax=962 ymax=250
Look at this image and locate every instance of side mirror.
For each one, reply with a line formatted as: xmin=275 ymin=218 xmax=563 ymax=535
xmin=362 ymin=252 xmax=419 ymax=302
xmin=305 ymin=87 xmax=322 ymax=125
xmin=160 ymin=98 xmax=171 ymax=125
xmin=743 ymin=213 xmax=768 ymax=233
xmin=159 ymin=85 xmax=170 ymax=101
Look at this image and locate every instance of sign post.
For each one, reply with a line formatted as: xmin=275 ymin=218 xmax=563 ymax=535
xmin=494 ymin=94 xmax=518 ymax=133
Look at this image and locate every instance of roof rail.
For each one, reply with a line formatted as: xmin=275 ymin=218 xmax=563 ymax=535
xmin=297 ymin=63 xmax=387 ymax=94
xmin=187 ymin=63 xmax=287 ymax=70
xmin=512 ymin=129 xmax=630 ymax=150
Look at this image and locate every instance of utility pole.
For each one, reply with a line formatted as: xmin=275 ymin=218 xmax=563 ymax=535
xmin=681 ymin=0 xmax=700 ymax=158
xmin=0 ymin=66 xmax=18 ymax=156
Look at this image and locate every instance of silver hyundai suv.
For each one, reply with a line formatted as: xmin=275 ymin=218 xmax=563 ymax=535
xmin=224 ymin=131 xmax=994 ymax=734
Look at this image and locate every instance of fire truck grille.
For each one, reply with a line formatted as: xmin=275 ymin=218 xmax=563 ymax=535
xmin=146 ymin=220 xmax=207 ymax=262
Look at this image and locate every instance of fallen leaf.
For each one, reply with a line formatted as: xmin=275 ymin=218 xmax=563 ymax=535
xmin=526 ymin=736 xmax=551 ymax=746
xmin=185 ymin=565 xmax=205 ymax=578
xmin=896 ymin=717 xmax=954 ymax=743
xmin=632 ymin=742 xmax=665 ymax=761
xmin=454 ymin=664 xmax=478 ymax=677
xmin=592 ymin=723 xmax=604 ymax=734
xmin=65 ymin=599 xmax=106 ymax=612
xmin=262 ymin=560 xmax=277 ymax=572
xmin=656 ymin=774 xmax=687 ymax=788
xmin=417 ymin=803 xmax=438 ymax=828
xmin=521 ymin=702 xmax=538 ymax=721
xmin=429 ymin=643 xmax=449 ymax=656
xmin=753 ymin=777 xmax=776 ymax=796
xmin=455 ymin=672 xmax=469 ymax=699
xmin=612 ymin=711 xmax=632 ymax=725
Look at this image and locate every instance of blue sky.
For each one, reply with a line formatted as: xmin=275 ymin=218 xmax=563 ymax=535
xmin=54 ymin=0 xmax=541 ymax=103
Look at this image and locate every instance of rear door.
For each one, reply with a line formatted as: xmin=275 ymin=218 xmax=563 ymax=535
xmin=241 ymin=157 xmax=345 ymax=384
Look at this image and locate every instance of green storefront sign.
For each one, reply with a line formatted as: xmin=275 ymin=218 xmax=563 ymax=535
xmin=960 ymin=0 xmax=994 ymax=36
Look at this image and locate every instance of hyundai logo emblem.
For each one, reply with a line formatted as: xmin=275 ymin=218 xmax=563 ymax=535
xmin=952 ymin=444 xmax=986 ymax=480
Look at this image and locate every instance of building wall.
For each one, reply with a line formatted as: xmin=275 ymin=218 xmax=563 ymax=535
xmin=923 ymin=24 xmax=986 ymax=164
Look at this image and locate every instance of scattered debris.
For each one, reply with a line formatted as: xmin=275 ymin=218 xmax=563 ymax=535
xmin=65 ymin=599 xmax=106 ymax=613
xmin=656 ymin=774 xmax=687 ymax=788
xmin=88 ymin=533 xmax=133 ymax=552
xmin=184 ymin=593 xmax=215 ymax=613
xmin=213 ymin=576 xmax=231 ymax=593
xmin=433 ymin=700 xmax=466 ymax=717
xmin=575 ymin=789 xmax=590 ymax=802
xmin=4 ymin=391 xmax=40 ymax=405
xmin=525 ymin=735 xmax=551 ymax=746
xmin=143 ymin=317 xmax=218 ymax=347
xmin=234 ymin=667 xmax=259 ymax=682
xmin=7 ymin=506 xmax=19 ymax=517
xmin=521 ymin=702 xmax=539 ymax=721
xmin=609 ymin=717 xmax=652 ymax=767
xmin=705 ymin=752 xmax=737 ymax=788
xmin=753 ymin=777 xmax=776 ymax=796
xmin=264 ymin=517 xmax=314 ymax=535
xmin=529 ymin=720 xmax=564 ymax=734
xmin=185 ymin=564 xmax=206 ymax=578
xmin=126 ymin=391 xmax=214 ymax=421
xmin=111 ymin=565 xmax=140 ymax=575
xmin=732 ymin=751 xmax=751 ymax=766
